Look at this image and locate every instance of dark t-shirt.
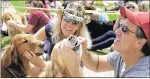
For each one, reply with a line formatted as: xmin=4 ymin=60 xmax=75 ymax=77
xmin=43 ymin=24 xmax=54 ymax=60
xmin=28 ymin=11 xmax=50 ymax=34
xmin=86 ymin=20 xmax=113 ymax=39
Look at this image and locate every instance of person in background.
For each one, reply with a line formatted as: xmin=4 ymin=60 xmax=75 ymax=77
xmin=41 ymin=0 xmax=51 ymax=18
xmin=105 ymin=0 xmax=141 ymax=11
xmin=113 ymin=1 xmax=139 ymax=32
xmin=7 ymin=0 xmax=50 ymax=34
xmin=138 ymin=1 xmax=149 ymax=12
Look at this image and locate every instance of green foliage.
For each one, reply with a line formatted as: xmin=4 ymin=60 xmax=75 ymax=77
xmin=11 ymin=1 xmax=26 ymax=12
xmin=0 ymin=35 xmax=11 ymax=49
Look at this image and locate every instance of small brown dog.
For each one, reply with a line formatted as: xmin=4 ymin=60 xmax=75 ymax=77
xmin=1 ymin=34 xmax=44 ymax=78
xmin=1 ymin=12 xmax=27 ymax=38
xmin=39 ymin=35 xmax=82 ymax=77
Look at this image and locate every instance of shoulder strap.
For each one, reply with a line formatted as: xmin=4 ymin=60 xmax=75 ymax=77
xmin=7 ymin=67 xmax=26 ymax=78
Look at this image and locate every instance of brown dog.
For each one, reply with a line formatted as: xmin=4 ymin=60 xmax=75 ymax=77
xmin=39 ymin=35 xmax=82 ymax=77
xmin=1 ymin=34 xmax=44 ymax=78
xmin=1 ymin=12 xmax=27 ymax=38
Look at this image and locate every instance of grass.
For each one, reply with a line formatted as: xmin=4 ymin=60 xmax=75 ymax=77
xmin=90 ymin=49 xmax=110 ymax=55
xmin=11 ymin=1 xmax=26 ymax=12
xmin=1 ymin=1 xmax=26 ymax=50
xmin=0 ymin=35 xmax=11 ymax=49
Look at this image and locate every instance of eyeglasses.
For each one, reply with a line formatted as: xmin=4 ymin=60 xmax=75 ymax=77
xmin=63 ymin=15 xmax=81 ymax=25
xmin=121 ymin=24 xmax=136 ymax=34
xmin=126 ymin=5 xmax=135 ymax=9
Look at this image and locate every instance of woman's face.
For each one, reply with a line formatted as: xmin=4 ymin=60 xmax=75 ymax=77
xmin=61 ymin=16 xmax=81 ymax=37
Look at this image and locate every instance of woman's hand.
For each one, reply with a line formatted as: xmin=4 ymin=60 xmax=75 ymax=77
xmin=77 ymin=36 xmax=88 ymax=56
xmin=24 ymin=51 xmax=46 ymax=69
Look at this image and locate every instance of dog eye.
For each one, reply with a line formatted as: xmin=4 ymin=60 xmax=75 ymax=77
xmin=23 ymin=40 xmax=28 ymax=43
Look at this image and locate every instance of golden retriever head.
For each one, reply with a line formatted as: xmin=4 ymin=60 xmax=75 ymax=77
xmin=1 ymin=12 xmax=13 ymax=22
xmin=1 ymin=12 xmax=27 ymax=25
xmin=1 ymin=34 xmax=44 ymax=72
xmin=39 ymin=35 xmax=82 ymax=77
xmin=1 ymin=12 xmax=27 ymax=38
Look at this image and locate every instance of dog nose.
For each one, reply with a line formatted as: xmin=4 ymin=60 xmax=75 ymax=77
xmin=40 ymin=42 xmax=45 ymax=48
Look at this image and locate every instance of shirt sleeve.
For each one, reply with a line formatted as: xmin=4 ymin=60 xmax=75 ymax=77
xmin=107 ymin=51 xmax=120 ymax=68
xmin=28 ymin=13 xmax=40 ymax=27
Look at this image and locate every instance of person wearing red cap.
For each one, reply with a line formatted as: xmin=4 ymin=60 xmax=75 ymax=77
xmin=56 ymin=6 xmax=150 ymax=77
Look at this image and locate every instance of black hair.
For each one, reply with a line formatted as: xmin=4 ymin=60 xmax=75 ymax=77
xmin=136 ymin=26 xmax=150 ymax=56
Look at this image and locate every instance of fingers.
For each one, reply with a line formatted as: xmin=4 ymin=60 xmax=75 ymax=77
xmin=24 ymin=51 xmax=36 ymax=60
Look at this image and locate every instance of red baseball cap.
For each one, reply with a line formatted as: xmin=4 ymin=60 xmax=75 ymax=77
xmin=120 ymin=6 xmax=150 ymax=40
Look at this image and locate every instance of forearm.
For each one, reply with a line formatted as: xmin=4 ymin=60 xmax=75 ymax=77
xmin=33 ymin=26 xmax=47 ymax=41
xmin=82 ymin=48 xmax=99 ymax=72
xmin=12 ymin=22 xmax=26 ymax=30
xmin=7 ymin=21 xmax=32 ymax=33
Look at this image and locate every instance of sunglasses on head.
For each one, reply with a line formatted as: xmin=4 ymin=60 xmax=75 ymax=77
xmin=121 ymin=24 xmax=136 ymax=34
xmin=63 ymin=15 xmax=81 ymax=25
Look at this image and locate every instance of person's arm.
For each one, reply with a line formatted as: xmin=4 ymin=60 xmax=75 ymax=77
xmin=6 ymin=20 xmax=34 ymax=33
xmin=33 ymin=26 xmax=47 ymax=41
xmin=81 ymin=38 xmax=113 ymax=72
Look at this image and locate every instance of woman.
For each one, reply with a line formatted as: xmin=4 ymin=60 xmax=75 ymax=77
xmin=23 ymin=1 xmax=92 ymax=77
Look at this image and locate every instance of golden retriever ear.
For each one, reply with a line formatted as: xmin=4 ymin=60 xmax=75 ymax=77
xmin=1 ymin=44 xmax=18 ymax=67
xmin=1 ymin=13 xmax=12 ymax=22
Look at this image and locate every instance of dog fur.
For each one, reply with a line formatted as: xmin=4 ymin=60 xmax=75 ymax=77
xmin=1 ymin=34 xmax=44 ymax=78
xmin=39 ymin=35 xmax=82 ymax=77
xmin=1 ymin=12 xmax=27 ymax=38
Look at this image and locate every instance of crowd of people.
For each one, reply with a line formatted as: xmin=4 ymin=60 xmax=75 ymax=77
xmin=1 ymin=0 xmax=150 ymax=78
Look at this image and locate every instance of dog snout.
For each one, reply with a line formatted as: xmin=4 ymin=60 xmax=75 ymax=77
xmin=39 ymin=42 xmax=45 ymax=48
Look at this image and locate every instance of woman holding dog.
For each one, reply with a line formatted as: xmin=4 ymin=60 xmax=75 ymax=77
xmin=57 ymin=6 xmax=150 ymax=77
xmin=23 ymin=1 xmax=92 ymax=77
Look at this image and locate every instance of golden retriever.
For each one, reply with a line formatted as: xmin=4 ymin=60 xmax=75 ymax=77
xmin=1 ymin=12 xmax=27 ymax=38
xmin=1 ymin=34 xmax=44 ymax=78
xmin=39 ymin=35 xmax=82 ymax=77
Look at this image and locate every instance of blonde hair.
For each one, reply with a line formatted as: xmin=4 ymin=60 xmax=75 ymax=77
xmin=51 ymin=9 xmax=92 ymax=49
xmin=138 ymin=1 xmax=149 ymax=12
